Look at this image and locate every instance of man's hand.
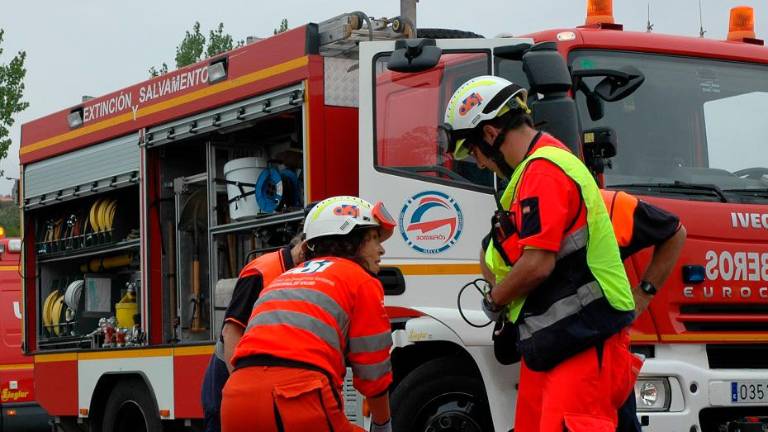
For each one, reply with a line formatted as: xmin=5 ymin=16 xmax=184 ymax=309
xmin=370 ymin=418 xmax=392 ymax=432
xmin=221 ymin=323 xmax=245 ymax=374
xmin=482 ymin=291 xmax=504 ymax=322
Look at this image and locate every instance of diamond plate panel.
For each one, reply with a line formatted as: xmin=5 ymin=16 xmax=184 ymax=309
xmin=325 ymin=57 xmax=359 ymax=107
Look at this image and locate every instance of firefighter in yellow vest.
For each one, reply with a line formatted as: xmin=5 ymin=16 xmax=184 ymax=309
xmin=441 ymin=75 xmax=636 ymax=431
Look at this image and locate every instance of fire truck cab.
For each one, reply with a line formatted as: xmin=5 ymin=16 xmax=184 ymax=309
xmin=18 ymin=3 xmax=768 ymax=432
xmin=0 ymin=235 xmax=49 ymax=431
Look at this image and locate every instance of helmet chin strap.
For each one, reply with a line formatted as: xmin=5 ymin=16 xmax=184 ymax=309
xmin=476 ymin=126 xmax=514 ymax=179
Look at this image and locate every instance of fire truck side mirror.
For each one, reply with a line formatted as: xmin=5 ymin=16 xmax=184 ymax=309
xmin=522 ymin=43 xmax=572 ymax=95
xmin=593 ymin=66 xmax=644 ymax=102
xmin=522 ymin=43 xmax=582 ymax=155
xmin=387 ymin=38 xmax=442 ymax=73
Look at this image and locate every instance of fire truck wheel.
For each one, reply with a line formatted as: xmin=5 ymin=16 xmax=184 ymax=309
xmin=416 ymin=28 xmax=484 ymax=39
xmin=101 ymin=378 xmax=163 ymax=432
xmin=391 ymin=357 xmax=492 ymax=432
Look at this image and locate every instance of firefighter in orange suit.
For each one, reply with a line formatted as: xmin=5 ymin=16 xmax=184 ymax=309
xmin=221 ymin=196 xmax=397 ymax=432
xmin=442 ymin=76 xmax=637 ymax=431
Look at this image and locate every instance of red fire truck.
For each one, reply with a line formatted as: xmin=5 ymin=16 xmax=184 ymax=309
xmin=18 ymin=1 xmax=768 ymax=431
xmin=0 ymin=234 xmax=49 ymax=431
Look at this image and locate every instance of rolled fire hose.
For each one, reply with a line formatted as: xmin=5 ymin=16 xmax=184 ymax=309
xmin=80 ymin=254 xmax=133 ymax=273
xmin=255 ymin=167 xmax=284 ymax=214
xmin=42 ymin=290 xmax=59 ymax=334
xmin=51 ymin=293 xmax=66 ymax=336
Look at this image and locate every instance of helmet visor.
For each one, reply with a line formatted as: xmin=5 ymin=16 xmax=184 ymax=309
xmin=372 ymin=201 xmax=396 ymax=241
xmin=438 ymin=124 xmax=480 ymax=161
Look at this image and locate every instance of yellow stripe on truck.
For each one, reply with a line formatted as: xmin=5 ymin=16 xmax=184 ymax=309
xmin=21 ymin=56 xmax=310 ymax=156
xmin=78 ymin=348 xmax=173 ymax=360
xmin=395 ymin=264 xmax=481 ymax=276
xmin=35 ymin=353 xmax=77 ymax=363
xmin=173 ymin=345 xmax=215 ymax=357
xmin=0 ymin=363 xmax=33 ymax=371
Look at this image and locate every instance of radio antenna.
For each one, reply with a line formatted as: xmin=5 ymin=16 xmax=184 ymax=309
xmin=646 ymin=3 xmax=654 ymax=32
xmin=699 ymin=0 xmax=706 ymax=37
xmin=645 ymin=2 xmax=653 ymax=33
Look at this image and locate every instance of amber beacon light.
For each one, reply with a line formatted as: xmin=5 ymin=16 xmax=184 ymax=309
xmin=728 ymin=6 xmax=756 ymax=40
xmin=585 ymin=0 xmax=615 ymax=25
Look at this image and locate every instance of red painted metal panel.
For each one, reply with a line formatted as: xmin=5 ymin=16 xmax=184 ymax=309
xmin=306 ymin=58 xmax=327 ymax=202
xmin=323 ymin=107 xmax=358 ymax=198
xmin=525 ymin=28 xmax=768 ymax=64
xmin=0 ymin=367 xmax=35 ymax=404
xmin=22 ymin=220 xmax=36 ymax=354
xmin=34 ymin=359 xmax=77 ymax=415
xmin=386 ymin=306 xmax=425 ymax=319
xmin=173 ymin=354 xmax=209 ymax=418
xmin=21 ymin=26 xmax=313 ymax=164
xmin=304 ymin=58 xmax=358 ymax=201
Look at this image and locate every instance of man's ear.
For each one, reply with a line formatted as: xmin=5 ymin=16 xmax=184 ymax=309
xmin=482 ymin=124 xmax=498 ymax=144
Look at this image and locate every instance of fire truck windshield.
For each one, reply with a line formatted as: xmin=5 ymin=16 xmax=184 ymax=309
xmin=572 ymin=50 xmax=768 ymax=203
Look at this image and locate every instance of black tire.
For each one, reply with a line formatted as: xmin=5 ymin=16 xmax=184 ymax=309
xmin=101 ymin=378 xmax=163 ymax=432
xmin=391 ymin=357 xmax=493 ymax=432
xmin=416 ymin=28 xmax=485 ymax=39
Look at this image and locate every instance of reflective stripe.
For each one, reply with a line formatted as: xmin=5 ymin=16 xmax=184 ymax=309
xmin=518 ymin=281 xmax=604 ymax=340
xmin=351 ymin=358 xmax=392 ymax=381
xmin=254 ymin=288 xmax=349 ymax=334
xmin=557 ymin=226 xmax=587 ymax=260
xmin=246 ymin=310 xmax=341 ymax=351
xmin=349 ymin=331 xmax=392 ymax=354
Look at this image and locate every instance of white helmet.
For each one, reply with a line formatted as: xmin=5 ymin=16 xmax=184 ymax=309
xmin=303 ymin=196 xmax=396 ymax=242
xmin=441 ymin=75 xmax=528 ymax=160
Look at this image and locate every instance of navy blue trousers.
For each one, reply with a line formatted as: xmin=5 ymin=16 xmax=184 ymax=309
xmin=201 ymin=355 xmax=230 ymax=432
xmin=616 ymin=390 xmax=642 ymax=432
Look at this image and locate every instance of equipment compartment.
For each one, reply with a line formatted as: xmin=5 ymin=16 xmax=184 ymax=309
xmin=31 ymin=186 xmax=141 ymax=350
xmin=148 ymin=97 xmax=306 ymax=344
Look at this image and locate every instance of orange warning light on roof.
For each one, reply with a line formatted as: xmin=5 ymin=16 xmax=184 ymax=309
xmin=728 ymin=6 xmax=756 ymax=41
xmin=585 ymin=0 xmax=615 ymax=26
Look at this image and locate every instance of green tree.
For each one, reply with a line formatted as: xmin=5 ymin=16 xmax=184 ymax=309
xmin=207 ymin=23 xmax=240 ymax=58
xmin=0 ymin=201 xmax=19 ymax=237
xmin=274 ymin=19 xmax=289 ymax=35
xmin=148 ymin=62 xmax=168 ymax=78
xmin=175 ymin=21 xmax=206 ymax=68
xmin=150 ymin=22 xmax=243 ymax=77
xmin=0 ymin=29 xmax=28 ymax=160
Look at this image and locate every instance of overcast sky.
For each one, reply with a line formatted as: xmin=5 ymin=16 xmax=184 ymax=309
xmin=1 ymin=0 xmax=766 ymax=194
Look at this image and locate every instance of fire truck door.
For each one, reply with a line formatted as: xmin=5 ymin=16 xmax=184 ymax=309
xmin=358 ymin=37 xmax=533 ymax=432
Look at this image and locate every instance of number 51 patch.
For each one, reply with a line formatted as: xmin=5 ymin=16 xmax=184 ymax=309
xmin=286 ymin=260 xmax=334 ymax=274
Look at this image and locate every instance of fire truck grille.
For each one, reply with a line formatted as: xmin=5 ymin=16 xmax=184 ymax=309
xmin=707 ymin=345 xmax=768 ymax=369
xmin=679 ymin=304 xmax=768 ymax=332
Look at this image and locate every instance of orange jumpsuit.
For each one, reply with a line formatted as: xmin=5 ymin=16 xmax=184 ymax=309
xmin=221 ymin=257 xmax=392 ymax=432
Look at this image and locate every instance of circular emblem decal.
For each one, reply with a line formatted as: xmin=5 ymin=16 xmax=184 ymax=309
xmin=399 ymin=191 xmax=464 ymax=254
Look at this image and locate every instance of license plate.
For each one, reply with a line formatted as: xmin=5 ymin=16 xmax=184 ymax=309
xmin=731 ymin=381 xmax=768 ymax=403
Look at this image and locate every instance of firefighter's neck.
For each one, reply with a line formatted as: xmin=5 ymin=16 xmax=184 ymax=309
xmin=500 ymin=126 xmax=539 ymax=168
